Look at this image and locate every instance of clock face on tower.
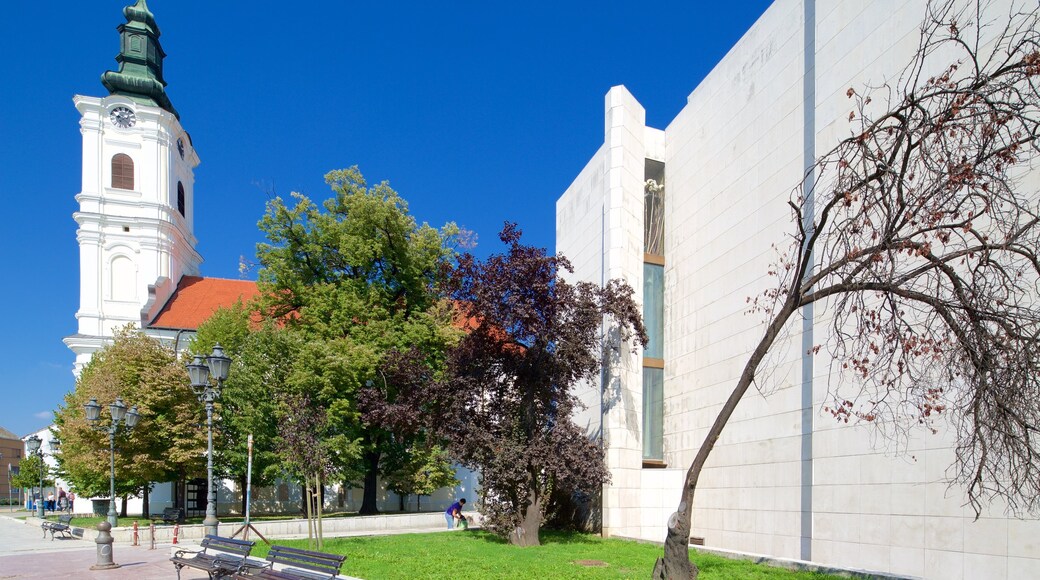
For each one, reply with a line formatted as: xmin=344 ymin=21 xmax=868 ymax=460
xmin=110 ymin=107 xmax=136 ymax=129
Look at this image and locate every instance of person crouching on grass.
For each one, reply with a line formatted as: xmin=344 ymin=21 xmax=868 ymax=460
xmin=445 ymin=498 xmax=466 ymax=530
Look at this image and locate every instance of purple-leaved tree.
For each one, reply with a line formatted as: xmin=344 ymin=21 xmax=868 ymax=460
xmin=430 ymin=224 xmax=646 ymax=546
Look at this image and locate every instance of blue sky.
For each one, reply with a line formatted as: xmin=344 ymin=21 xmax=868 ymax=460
xmin=0 ymin=1 xmax=773 ymax=438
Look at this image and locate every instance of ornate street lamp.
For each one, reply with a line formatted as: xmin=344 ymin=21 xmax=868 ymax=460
xmin=187 ymin=343 xmax=231 ymax=536
xmin=85 ymin=397 xmax=139 ymax=527
xmin=25 ymin=435 xmax=44 ymax=518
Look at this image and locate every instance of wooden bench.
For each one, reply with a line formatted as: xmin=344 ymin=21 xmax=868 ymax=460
xmin=150 ymin=506 xmax=184 ymax=525
xmin=171 ymin=534 xmax=255 ymax=580
xmin=41 ymin=514 xmax=74 ymax=540
xmin=234 ymin=545 xmax=346 ymax=580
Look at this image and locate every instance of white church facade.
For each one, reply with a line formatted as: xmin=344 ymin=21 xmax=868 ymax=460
xmin=556 ymin=1 xmax=1040 ymax=579
xmin=63 ymin=0 xmax=202 ymax=372
xmin=57 ymin=0 xmax=474 ymax=520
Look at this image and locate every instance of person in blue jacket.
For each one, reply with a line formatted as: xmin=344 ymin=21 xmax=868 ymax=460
xmin=445 ymin=498 xmax=466 ymax=530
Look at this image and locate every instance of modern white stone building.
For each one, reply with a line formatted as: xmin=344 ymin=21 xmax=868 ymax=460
xmin=556 ymin=1 xmax=1040 ymax=578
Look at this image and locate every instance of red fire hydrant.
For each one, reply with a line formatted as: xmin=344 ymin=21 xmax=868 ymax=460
xmin=132 ymin=520 xmax=139 ymax=546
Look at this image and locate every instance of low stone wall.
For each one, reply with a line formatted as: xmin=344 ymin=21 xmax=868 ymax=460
xmin=30 ymin=511 xmax=481 ymax=544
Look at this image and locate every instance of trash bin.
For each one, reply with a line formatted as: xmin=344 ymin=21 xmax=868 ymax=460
xmin=92 ymin=499 xmax=109 ymax=516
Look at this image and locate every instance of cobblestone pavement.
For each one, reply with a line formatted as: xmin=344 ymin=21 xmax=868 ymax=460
xmin=0 ymin=515 xmax=201 ymax=579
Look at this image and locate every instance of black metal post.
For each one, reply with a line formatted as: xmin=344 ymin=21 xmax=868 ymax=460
xmin=187 ymin=345 xmax=230 ymax=537
xmin=36 ymin=453 xmax=44 ymax=518
xmin=204 ymin=396 xmax=218 ymax=535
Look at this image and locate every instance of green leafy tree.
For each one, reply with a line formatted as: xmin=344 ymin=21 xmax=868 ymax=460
xmin=383 ymin=444 xmax=458 ymax=512
xmin=11 ymin=455 xmax=54 ymax=496
xmin=191 ymin=303 xmax=299 ymax=515
xmin=255 ymin=166 xmax=460 ymax=514
xmin=53 ymin=326 xmax=204 ymax=514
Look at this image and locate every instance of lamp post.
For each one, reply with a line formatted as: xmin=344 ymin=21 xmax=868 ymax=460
xmin=25 ymin=435 xmax=45 ymax=518
xmin=84 ymin=397 xmax=140 ymax=527
xmin=187 ymin=343 xmax=231 ymax=537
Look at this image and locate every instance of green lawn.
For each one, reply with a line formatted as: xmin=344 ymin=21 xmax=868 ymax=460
xmin=251 ymin=530 xmax=843 ymax=580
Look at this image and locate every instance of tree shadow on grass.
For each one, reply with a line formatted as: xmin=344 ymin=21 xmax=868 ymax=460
xmin=466 ymin=529 xmax=600 ymax=546
xmin=540 ymin=530 xmax=600 ymax=545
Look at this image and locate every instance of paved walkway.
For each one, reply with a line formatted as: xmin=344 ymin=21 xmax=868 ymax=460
xmin=0 ymin=513 xmax=383 ymax=579
xmin=0 ymin=514 xmax=192 ymax=579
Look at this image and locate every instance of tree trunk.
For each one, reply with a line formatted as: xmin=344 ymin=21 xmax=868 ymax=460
xmin=652 ymin=499 xmax=697 ymax=580
xmin=359 ymin=451 xmax=380 ymax=515
xmin=417 ymin=495 xmax=422 ymax=512
xmin=509 ymin=486 xmax=542 ymax=546
xmin=314 ymin=473 xmax=324 ymax=550
xmin=304 ymin=480 xmax=314 ymax=549
xmin=142 ymin=487 xmax=150 ymax=518
xmin=655 ymin=299 xmax=799 ymax=579
xmin=399 ymin=493 xmax=405 ymax=512
xmin=120 ymin=495 xmax=128 ymax=518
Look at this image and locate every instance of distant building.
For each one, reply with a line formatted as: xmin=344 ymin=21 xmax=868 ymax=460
xmin=556 ymin=1 xmax=1040 ymax=579
xmin=0 ymin=426 xmax=23 ymax=504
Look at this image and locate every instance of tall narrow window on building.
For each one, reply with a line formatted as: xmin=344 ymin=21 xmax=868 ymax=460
xmin=642 ymin=159 xmax=666 ymax=465
xmin=111 ymin=154 xmax=134 ymax=190
xmin=643 ymin=367 xmax=664 ymax=460
xmin=177 ymin=182 xmax=186 ymax=217
xmin=645 ymin=162 xmax=665 ymax=256
xmin=643 ymin=263 xmax=664 ymax=359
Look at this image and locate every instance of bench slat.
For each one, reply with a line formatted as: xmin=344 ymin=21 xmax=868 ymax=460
xmin=151 ymin=507 xmax=183 ymax=524
xmin=235 ymin=545 xmax=345 ymax=580
xmin=41 ymin=514 xmax=75 ymax=540
xmin=171 ymin=534 xmax=255 ymax=580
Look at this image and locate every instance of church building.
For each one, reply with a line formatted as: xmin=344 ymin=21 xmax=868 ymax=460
xmin=62 ymin=0 xmax=255 ymax=371
xmin=57 ymin=0 xmax=475 ymax=520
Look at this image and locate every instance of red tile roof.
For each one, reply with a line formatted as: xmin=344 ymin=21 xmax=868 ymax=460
xmin=149 ymin=276 xmax=261 ymax=330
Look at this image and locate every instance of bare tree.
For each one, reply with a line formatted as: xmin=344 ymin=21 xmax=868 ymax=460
xmin=655 ymin=1 xmax=1040 ymax=577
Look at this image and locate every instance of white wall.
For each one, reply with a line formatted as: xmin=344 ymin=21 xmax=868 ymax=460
xmin=69 ymin=465 xmax=479 ymax=521
xmin=558 ymin=144 xmax=608 ymax=438
xmin=556 ymin=1 xmax=1040 ymax=578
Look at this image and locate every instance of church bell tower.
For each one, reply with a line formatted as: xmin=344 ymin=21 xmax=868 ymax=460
xmin=64 ymin=0 xmax=202 ymax=373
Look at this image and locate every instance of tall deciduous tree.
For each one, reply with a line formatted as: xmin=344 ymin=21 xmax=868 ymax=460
xmin=256 ymin=166 xmax=460 ymax=514
xmin=53 ymin=326 xmax=204 ymax=511
xmin=655 ymin=2 xmax=1040 ymax=577
xmin=431 ymin=224 xmax=646 ymax=546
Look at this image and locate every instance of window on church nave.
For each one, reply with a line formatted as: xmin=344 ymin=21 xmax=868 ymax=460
xmin=111 ymin=154 xmax=134 ymax=190
xmin=177 ymin=182 xmax=186 ymax=217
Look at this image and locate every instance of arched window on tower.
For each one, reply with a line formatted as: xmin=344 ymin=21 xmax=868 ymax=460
xmin=111 ymin=154 xmax=134 ymax=190
xmin=177 ymin=182 xmax=186 ymax=217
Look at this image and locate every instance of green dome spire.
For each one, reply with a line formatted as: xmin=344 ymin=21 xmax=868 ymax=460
xmin=101 ymin=0 xmax=179 ymax=118
xmin=123 ymin=0 xmax=160 ymax=36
